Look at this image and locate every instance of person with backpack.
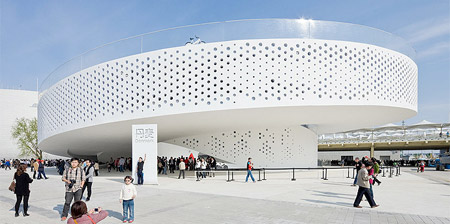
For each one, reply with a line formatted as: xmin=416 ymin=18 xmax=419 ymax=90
xmin=246 ymin=158 xmax=256 ymax=183
xmin=13 ymin=164 xmax=33 ymax=217
xmin=82 ymin=160 xmax=94 ymax=201
xmin=371 ymin=157 xmax=382 ymax=186
xmin=61 ymin=158 xmax=86 ymax=221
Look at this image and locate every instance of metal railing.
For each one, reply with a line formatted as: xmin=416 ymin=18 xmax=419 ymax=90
xmin=40 ymin=19 xmax=415 ymax=95
xmin=193 ymin=166 xmax=400 ymax=182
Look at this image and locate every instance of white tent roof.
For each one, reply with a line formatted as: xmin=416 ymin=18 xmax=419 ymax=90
xmin=378 ymin=123 xmax=400 ymax=128
xmin=411 ymin=120 xmax=434 ymax=126
xmin=374 ymin=123 xmax=404 ymax=131
xmin=405 ymin=120 xmax=443 ymax=130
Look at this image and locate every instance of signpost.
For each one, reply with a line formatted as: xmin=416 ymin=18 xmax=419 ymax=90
xmin=132 ymin=124 xmax=158 ymax=185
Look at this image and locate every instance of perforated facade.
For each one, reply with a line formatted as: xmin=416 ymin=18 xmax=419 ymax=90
xmin=38 ymin=21 xmax=418 ymax=166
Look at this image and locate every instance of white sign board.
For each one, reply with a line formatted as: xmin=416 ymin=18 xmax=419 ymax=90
xmin=132 ymin=124 xmax=158 ymax=185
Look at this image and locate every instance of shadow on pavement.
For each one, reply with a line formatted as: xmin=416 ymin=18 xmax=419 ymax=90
xmin=106 ymin=178 xmax=127 ymax=183
xmin=308 ymin=190 xmax=355 ymax=197
xmin=106 ymin=209 xmax=123 ymax=220
xmin=302 ymin=199 xmax=353 ymax=207
xmin=53 ymin=204 xmax=63 ymax=216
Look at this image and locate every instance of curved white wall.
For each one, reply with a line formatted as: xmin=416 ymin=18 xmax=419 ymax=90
xmin=38 ymin=38 xmax=418 ymax=165
xmin=169 ymin=126 xmax=317 ymax=167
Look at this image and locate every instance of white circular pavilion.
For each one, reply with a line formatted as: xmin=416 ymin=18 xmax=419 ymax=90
xmin=38 ymin=19 xmax=418 ymax=167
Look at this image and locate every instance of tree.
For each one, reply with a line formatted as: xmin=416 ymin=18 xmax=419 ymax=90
xmin=11 ymin=117 xmax=42 ymax=159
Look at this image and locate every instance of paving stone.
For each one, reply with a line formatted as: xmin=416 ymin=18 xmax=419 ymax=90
xmin=0 ymin=167 xmax=448 ymax=224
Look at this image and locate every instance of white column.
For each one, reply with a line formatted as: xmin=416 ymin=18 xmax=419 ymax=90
xmin=132 ymin=124 xmax=158 ymax=185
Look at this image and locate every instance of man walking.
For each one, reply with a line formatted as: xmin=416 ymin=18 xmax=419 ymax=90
xmin=246 ymin=158 xmax=256 ymax=183
xmin=82 ymin=159 xmax=94 ymax=201
xmin=169 ymin=157 xmax=175 ymax=173
xmin=37 ymin=160 xmax=48 ymax=179
xmin=61 ymin=158 xmax=86 ymax=221
xmin=178 ymin=159 xmax=185 ymax=179
xmin=5 ymin=160 xmax=11 ymax=170
xmin=352 ymin=157 xmax=362 ymax=186
xmin=162 ymin=157 xmax=168 ymax=175
xmin=32 ymin=159 xmax=39 ymax=179
xmin=119 ymin=157 xmax=125 ymax=172
xmin=353 ymin=161 xmax=379 ymax=208
xmin=94 ymin=161 xmax=100 ymax=176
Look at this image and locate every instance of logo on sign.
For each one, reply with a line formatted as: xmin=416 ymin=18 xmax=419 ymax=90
xmin=135 ymin=128 xmax=155 ymax=143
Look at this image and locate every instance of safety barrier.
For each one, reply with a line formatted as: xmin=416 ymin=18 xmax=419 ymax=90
xmin=193 ymin=166 xmax=400 ymax=182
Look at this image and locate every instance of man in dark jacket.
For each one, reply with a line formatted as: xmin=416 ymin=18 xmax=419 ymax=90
xmin=352 ymin=157 xmax=362 ymax=186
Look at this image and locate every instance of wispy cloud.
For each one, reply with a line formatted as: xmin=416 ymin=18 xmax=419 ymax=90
xmin=416 ymin=41 xmax=450 ymax=59
xmin=396 ymin=18 xmax=450 ymax=44
xmin=396 ymin=18 xmax=450 ymax=61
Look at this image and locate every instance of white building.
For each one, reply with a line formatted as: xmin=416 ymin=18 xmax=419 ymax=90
xmin=37 ymin=19 xmax=418 ymax=167
xmin=0 ymin=89 xmax=38 ymax=159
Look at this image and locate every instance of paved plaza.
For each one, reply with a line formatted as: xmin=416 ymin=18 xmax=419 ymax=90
xmin=0 ymin=167 xmax=449 ymax=224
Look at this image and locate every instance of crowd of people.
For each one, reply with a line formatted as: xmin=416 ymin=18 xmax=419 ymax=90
xmin=5 ymin=157 xmax=109 ymax=223
xmin=2 ymin=158 xmax=54 ymax=180
xmin=5 ymin=153 xmax=391 ymax=223
xmin=5 ymin=154 xmax=221 ymax=222
xmin=153 ymin=155 xmax=217 ymax=179
xmin=157 ymin=155 xmax=217 ymax=174
xmin=107 ymin=157 xmax=132 ymax=172
xmin=6 ymin=157 xmax=136 ymax=223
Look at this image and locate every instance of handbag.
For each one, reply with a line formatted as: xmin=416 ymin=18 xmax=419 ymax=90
xmin=8 ymin=178 xmax=15 ymax=192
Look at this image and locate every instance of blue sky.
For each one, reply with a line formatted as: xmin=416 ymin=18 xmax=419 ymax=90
xmin=1 ymin=0 xmax=449 ymax=124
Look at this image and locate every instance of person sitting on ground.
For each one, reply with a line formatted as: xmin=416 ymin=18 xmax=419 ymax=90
xmin=67 ymin=201 xmax=108 ymax=224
